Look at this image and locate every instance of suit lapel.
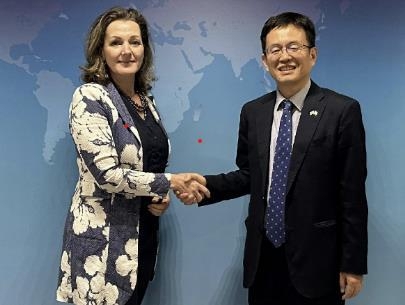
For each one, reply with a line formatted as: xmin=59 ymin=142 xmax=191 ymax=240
xmin=287 ymin=82 xmax=326 ymax=193
xmin=256 ymin=92 xmax=276 ymax=181
xmin=106 ymin=82 xmax=142 ymax=149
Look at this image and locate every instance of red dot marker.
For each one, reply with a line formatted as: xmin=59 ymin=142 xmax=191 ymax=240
xmin=197 ymin=138 xmax=203 ymax=144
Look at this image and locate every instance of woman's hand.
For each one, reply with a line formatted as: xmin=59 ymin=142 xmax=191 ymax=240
xmin=148 ymin=194 xmax=170 ymax=216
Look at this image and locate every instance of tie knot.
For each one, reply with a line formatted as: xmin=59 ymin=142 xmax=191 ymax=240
xmin=282 ymin=100 xmax=293 ymax=111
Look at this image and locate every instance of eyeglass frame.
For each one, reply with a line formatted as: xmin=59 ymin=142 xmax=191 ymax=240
xmin=264 ymin=42 xmax=314 ymax=57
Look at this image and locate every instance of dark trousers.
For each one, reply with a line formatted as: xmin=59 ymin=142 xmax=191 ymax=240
xmin=125 ymin=203 xmax=159 ymax=305
xmin=125 ymin=277 xmax=149 ymax=305
xmin=248 ymin=237 xmax=344 ymax=305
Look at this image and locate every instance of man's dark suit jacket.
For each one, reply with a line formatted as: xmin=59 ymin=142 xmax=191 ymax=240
xmin=200 ymin=81 xmax=368 ymax=298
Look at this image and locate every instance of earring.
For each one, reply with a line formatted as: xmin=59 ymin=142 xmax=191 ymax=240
xmin=102 ymin=61 xmax=109 ymax=79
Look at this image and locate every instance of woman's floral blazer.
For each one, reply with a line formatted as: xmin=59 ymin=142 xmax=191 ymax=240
xmin=56 ymin=82 xmax=171 ymax=305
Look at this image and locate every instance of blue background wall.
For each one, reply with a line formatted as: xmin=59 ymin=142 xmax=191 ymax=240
xmin=0 ymin=0 xmax=404 ymax=304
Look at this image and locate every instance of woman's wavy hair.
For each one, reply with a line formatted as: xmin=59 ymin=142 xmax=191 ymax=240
xmin=81 ymin=6 xmax=155 ymax=92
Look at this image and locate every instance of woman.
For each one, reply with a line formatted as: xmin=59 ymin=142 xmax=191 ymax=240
xmin=56 ymin=7 xmax=208 ymax=305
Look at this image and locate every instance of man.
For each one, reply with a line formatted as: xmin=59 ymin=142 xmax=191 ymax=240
xmin=182 ymin=12 xmax=368 ymax=305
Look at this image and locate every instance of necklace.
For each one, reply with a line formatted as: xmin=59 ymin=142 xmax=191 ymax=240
xmin=126 ymin=92 xmax=148 ymax=118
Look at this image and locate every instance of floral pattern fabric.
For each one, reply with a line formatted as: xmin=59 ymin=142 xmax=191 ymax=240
xmin=56 ymin=83 xmax=170 ymax=305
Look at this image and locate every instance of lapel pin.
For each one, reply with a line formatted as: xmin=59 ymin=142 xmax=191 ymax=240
xmin=309 ymin=110 xmax=318 ymax=117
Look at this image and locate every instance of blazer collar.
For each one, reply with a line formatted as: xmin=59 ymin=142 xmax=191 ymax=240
xmin=106 ymin=82 xmax=144 ymax=149
xmin=106 ymin=82 xmax=135 ymax=128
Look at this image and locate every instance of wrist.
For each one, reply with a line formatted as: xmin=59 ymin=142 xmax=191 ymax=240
xmin=165 ymin=173 xmax=173 ymax=188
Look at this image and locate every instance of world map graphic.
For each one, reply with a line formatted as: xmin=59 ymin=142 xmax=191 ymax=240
xmin=0 ymin=1 xmax=404 ymax=304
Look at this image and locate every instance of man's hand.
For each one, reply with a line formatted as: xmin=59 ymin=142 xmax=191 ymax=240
xmin=170 ymin=173 xmax=209 ymax=204
xmin=340 ymin=272 xmax=363 ymax=300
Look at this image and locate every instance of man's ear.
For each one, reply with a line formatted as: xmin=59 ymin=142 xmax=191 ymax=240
xmin=310 ymin=47 xmax=318 ymax=62
xmin=261 ymin=54 xmax=269 ymax=72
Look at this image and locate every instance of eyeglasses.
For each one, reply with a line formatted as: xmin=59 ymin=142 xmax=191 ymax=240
xmin=265 ymin=43 xmax=313 ymax=57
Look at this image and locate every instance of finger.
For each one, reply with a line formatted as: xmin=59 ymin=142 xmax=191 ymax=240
xmin=339 ymin=273 xmax=346 ymax=295
xmin=185 ymin=196 xmax=196 ymax=204
xmin=148 ymin=204 xmax=168 ymax=216
xmin=151 ymin=196 xmax=161 ymax=203
xmin=148 ymin=205 xmax=162 ymax=213
xmin=194 ymin=183 xmax=210 ymax=198
xmin=178 ymin=193 xmax=190 ymax=200
xmin=346 ymin=279 xmax=361 ymax=299
xmin=340 ymin=273 xmax=362 ymax=300
xmin=147 ymin=207 xmax=161 ymax=216
xmin=160 ymin=200 xmax=170 ymax=209
xmin=342 ymin=282 xmax=358 ymax=300
xmin=149 ymin=203 xmax=166 ymax=211
xmin=161 ymin=198 xmax=170 ymax=205
xmin=186 ymin=184 xmax=203 ymax=202
xmin=158 ymin=195 xmax=170 ymax=205
xmin=193 ymin=191 xmax=203 ymax=202
xmin=178 ymin=193 xmax=194 ymax=203
xmin=351 ymin=287 xmax=360 ymax=298
xmin=342 ymin=285 xmax=355 ymax=300
xmin=170 ymin=174 xmax=188 ymax=193
xmin=179 ymin=193 xmax=196 ymax=204
xmin=190 ymin=173 xmax=206 ymax=185
xmin=174 ymin=191 xmax=189 ymax=200
xmin=163 ymin=193 xmax=170 ymax=203
xmin=187 ymin=181 xmax=205 ymax=194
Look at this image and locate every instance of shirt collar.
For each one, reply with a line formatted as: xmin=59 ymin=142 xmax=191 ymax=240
xmin=275 ymin=80 xmax=311 ymax=111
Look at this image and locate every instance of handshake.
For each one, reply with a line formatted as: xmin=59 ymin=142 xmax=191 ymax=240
xmin=170 ymin=173 xmax=210 ymax=204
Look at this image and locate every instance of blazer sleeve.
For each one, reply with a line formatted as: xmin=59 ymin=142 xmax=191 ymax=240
xmin=70 ymin=84 xmax=171 ymax=197
xmin=201 ymin=104 xmax=251 ymax=205
xmin=337 ymin=100 xmax=368 ymax=274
